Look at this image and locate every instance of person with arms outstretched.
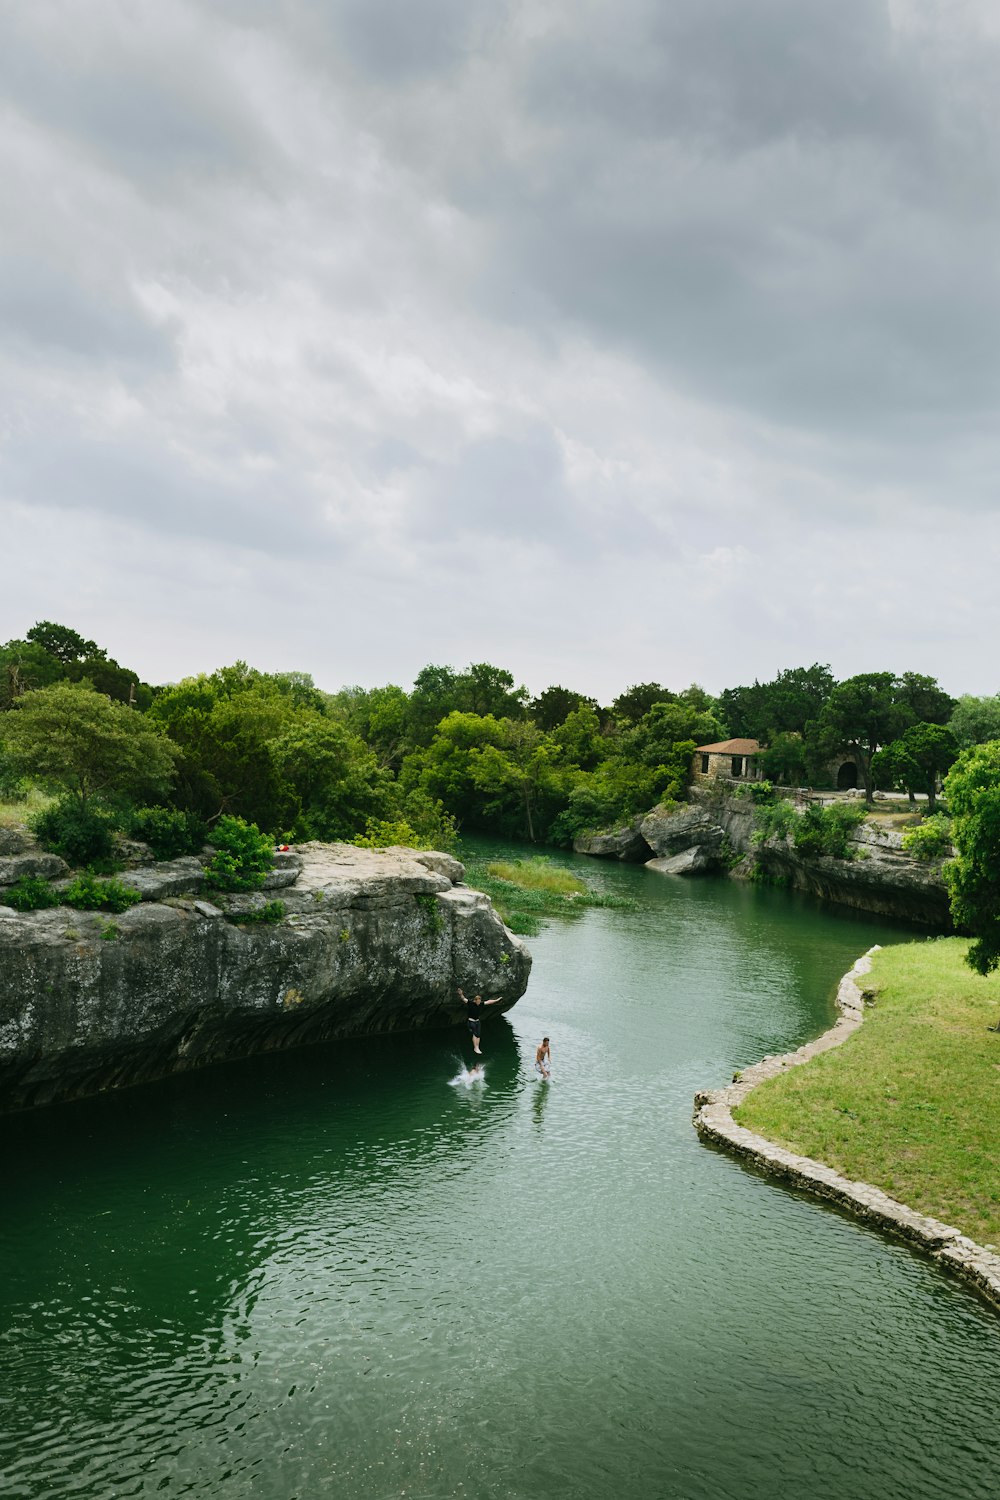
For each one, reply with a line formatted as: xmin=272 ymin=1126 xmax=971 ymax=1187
xmin=457 ymin=986 xmax=503 ymax=1056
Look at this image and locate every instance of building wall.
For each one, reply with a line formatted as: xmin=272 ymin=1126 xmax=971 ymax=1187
xmin=692 ymin=752 xmax=761 ymax=784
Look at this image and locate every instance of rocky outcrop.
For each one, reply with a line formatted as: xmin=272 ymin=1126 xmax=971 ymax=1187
xmin=572 ymin=821 xmax=652 ymax=861
xmin=0 ymin=843 xmax=531 ymax=1113
xmin=624 ymin=791 xmax=951 ymax=928
xmin=693 ymin=949 xmax=1000 ymax=1314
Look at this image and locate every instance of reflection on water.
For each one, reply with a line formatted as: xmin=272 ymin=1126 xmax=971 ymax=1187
xmin=2 ymin=852 xmax=1000 ymax=1499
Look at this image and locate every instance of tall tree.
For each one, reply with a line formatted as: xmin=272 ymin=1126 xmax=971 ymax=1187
xmin=943 ymin=743 xmax=1000 ymax=977
xmin=949 ymin=694 xmax=1000 ymax=750
xmin=871 ymin=723 xmax=959 ymax=810
xmin=1 ymin=682 xmax=175 ymax=809
xmin=813 ymin=672 xmax=913 ymax=802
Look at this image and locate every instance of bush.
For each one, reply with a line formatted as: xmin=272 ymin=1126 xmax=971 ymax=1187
xmin=3 ymin=876 xmax=62 ymax=911
xmin=205 ymin=815 xmax=274 ymax=892
xmin=793 ymin=802 xmax=866 ymax=860
xmin=751 ymin=800 xmax=798 ymax=845
xmin=128 ymin=806 xmax=207 ymax=861
xmin=231 ymin=899 xmax=285 ymax=924
xmin=62 ymin=872 xmax=142 ymax=913
xmin=902 ymin=813 xmax=953 ymax=862
xmin=32 ymin=798 xmax=116 ymax=868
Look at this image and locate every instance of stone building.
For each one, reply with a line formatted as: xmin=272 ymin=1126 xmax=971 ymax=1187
xmin=692 ymin=738 xmax=763 ymax=784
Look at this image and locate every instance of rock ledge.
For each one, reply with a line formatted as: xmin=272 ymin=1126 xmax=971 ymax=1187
xmin=0 ymin=843 xmax=531 ymax=1113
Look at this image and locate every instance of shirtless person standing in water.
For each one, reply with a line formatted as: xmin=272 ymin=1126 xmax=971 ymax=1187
xmin=457 ymin=987 xmax=503 ymax=1056
xmin=535 ymin=1037 xmax=552 ymax=1079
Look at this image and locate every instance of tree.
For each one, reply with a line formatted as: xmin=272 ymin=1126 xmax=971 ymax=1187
xmin=894 ymin=672 xmax=955 ymax=727
xmin=611 ymin=683 xmax=674 ymax=724
xmin=26 ymin=621 xmax=100 ymax=665
xmin=871 ymin=723 xmax=958 ymax=810
xmin=270 ymin=717 xmax=389 ymax=841
xmin=943 ymin=742 xmax=1000 ymax=978
xmin=759 ymin=732 xmax=809 ymax=786
xmin=0 ymin=639 xmax=65 ymax=709
xmin=529 ymin=685 xmax=598 ymax=731
xmin=813 ymin=673 xmax=913 ymax=802
xmin=716 ymin=664 xmax=835 ymax=741
xmin=1 ymin=682 xmax=175 ymax=809
xmin=471 ymin=720 xmax=557 ymax=842
xmin=949 ymin=694 xmax=1000 ymax=750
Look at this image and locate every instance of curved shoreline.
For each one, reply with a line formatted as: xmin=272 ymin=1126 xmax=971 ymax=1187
xmin=693 ymin=948 xmax=1000 ymax=1313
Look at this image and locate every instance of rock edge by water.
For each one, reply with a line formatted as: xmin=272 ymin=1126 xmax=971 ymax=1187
xmin=0 ymin=843 xmax=531 ymax=1113
xmin=576 ymin=790 xmax=951 ymax=927
xmin=692 ymin=950 xmax=1000 ymax=1314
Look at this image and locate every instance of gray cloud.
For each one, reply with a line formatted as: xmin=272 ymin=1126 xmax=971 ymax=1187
xmin=2 ymin=0 xmax=998 ymax=698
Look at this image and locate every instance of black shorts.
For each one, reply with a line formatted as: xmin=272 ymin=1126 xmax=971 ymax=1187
xmin=467 ymin=1018 xmax=481 ymax=1038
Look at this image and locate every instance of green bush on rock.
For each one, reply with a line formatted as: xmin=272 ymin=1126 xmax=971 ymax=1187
xmin=205 ymin=815 xmax=274 ymax=892
xmin=3 ymin=876 xmax=62 ymax=911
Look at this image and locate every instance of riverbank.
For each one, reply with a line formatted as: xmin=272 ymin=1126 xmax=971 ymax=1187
xmin=575 ymin=788 xmax=952 ymax=928
xmin=694 ymin=941 xmax=1000 ymax=1310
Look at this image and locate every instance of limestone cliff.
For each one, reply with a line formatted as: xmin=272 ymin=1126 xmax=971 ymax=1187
xmin=578 ymin=791 xmax=952 ymax=928
xmin=0 ymin=843 xmax=531 ymax=1113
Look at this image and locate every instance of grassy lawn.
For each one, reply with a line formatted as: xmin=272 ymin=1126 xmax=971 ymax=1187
xmin=464 ymin=855 xmax=635 ymax=935
xmin=734 ymin=938 xmax=1000 ymax=1245
xmin=0 ymin=787 xmax=54 ymax=830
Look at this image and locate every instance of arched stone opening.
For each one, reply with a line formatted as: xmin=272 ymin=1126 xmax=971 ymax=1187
xmin=837 ymin=762 xmax=858 ymax=790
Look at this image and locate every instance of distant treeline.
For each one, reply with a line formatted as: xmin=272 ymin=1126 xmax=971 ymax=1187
xmin=3 ymin=622 xmax=999 ymax=850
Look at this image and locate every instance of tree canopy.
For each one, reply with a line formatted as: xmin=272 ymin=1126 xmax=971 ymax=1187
xmin=1 ymin=681 xmax=175 ymax=809
xmin=944 ymin=743 xmax=1000 ymax=976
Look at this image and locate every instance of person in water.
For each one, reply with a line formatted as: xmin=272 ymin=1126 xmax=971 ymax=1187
xmin=457 ymin=986 xmax=503 ymax=1055
xmin=535 ymin=1037 xmax=552 ymax=1079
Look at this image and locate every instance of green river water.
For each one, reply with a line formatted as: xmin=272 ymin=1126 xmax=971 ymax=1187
xmin=3 ymin=849 xmax=1000 ymax=1500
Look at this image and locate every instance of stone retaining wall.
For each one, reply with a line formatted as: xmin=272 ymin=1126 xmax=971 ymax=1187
xmin=693 ymin=949 xmax=1000 ymax=1312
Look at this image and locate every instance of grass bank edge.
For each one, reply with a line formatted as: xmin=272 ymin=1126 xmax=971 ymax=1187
xmin=734 ymin=938 xmax=1000 ymax=1245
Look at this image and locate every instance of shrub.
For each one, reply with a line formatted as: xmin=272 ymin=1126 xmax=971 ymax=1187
xmin=3 ymin=876 xmax=62 ymax=911
xmin=231 ymin=899 xmax=285 ymax=924
xmin=793 ymin=802 xmax=866 ymax=860
xmin=902 ymin=813 xmax=953 ymax=862
xmin=62 ymin=872 xmax=142 ymax=913
xmin=751 ymin=800 xmax=798 ymax=845
xmin=205 ymin=815 xmax=274 ymax=892
xmin=732 ymin=780 xmax=776 ymax=805
xmin=32 ymin=797 xmax=116 ymax=868
xmin=128 ymin=806 xmax=207 ymax=861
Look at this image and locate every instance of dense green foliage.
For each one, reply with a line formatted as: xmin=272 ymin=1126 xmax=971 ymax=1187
xmin=901 ymin=813 xmax=953 ymax=862
xmin=0 ymin=619 xmax=993 ymax=866
xmin=943 ymin=743 xmax=1000 ymax=976
xmin=3 ymin=682 xmax=175 ymax=810
xmin=32 ymin=797 xmax=117 ymax=868
xmin=127 ymin=806 xmax=208 ymax=861
xmin=62 ymin=873 xmax=143 ymax=913
xmin=204 ymin=815 xmax=274 ymax=892
xmin=3 ymin=875 xmax=63 ymax=911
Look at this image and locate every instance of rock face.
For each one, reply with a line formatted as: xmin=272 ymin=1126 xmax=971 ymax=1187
xmin=572 ymin=821 xmax=652 ymax=861
xmin=0 ymin=843 xmax=531 ymax=1113
xmin=583 ymin=791 xmax=952 ymax=928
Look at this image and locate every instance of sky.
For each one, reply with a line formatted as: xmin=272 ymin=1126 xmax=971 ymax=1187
xmin=2 ymin=0 xmax=999 ymax=702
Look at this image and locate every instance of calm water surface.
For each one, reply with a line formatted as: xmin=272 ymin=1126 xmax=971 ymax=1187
xmin=3 ymin=852 xmax=1000 ymax=1500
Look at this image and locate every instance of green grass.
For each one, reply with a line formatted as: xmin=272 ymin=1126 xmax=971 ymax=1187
xmin=0 ymin=787 xmax=55 ymax=829
xmin=735 ymin=938 xmax=1000 ymax=1245
xmin=465 ymin=855 xmax=636 ymax=936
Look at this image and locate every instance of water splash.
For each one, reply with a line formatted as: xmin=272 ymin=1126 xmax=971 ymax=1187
xmin=449 ymin=1062 xmax=487 ymax=1088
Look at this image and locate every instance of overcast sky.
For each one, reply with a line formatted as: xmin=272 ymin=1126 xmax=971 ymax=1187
xmin=2 ymin=0 xmax=999 ymax=701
